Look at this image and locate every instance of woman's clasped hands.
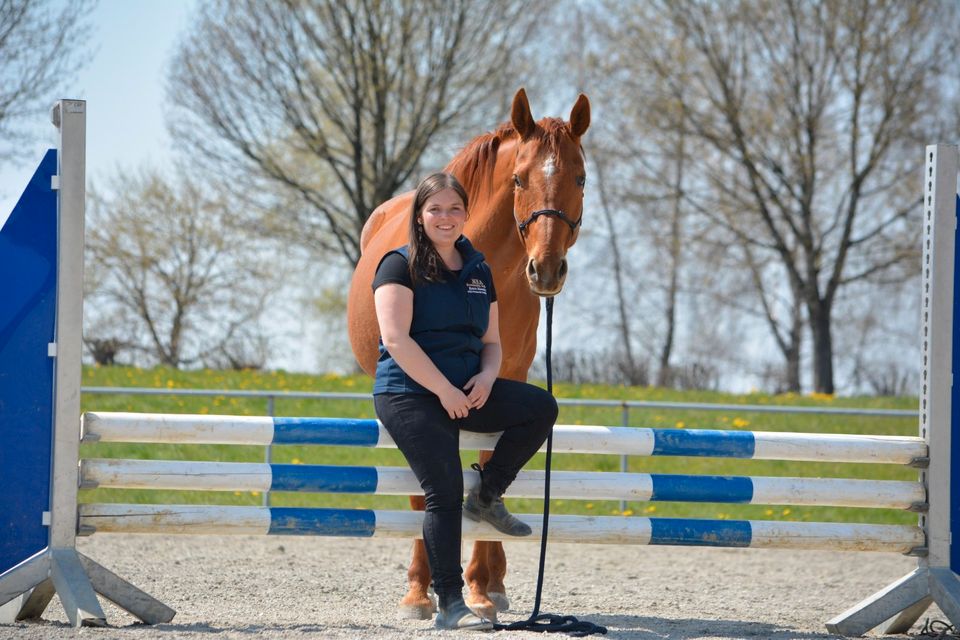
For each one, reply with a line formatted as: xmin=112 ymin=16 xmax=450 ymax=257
xmin=438 ymin=372 xmax=496 ymax=419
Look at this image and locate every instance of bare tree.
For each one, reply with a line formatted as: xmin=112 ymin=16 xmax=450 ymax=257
xmin=167 ymin=0 xmax=549 ymax=266
xmin=85 ymin=168 xmax=279 ymax=369
xmin=0 ymin=0 xmax=94 ymax=165
xmin=608 ymin=0 xmax=957 ymax=393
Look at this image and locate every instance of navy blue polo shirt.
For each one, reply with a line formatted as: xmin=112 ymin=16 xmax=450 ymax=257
xmin=372 ymin=236 xmax=497 ymax=395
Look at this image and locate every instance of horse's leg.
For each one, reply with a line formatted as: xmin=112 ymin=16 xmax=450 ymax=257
xmin=485 ymin=535 xmax=509 ymax=612
xmin=399 ymin=495 xmax=436 ymax=619
xmin=464 ymin=450 xmax=504 ymax=621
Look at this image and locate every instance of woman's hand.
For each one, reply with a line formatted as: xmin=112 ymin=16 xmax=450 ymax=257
xmin=439 ymin=385 xmax=472 ymax=419
xmin=463 ymin=372 xmax=496 ymax=410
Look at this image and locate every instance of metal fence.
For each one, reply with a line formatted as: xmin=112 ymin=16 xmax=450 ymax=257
xmin=81 ymin=386 xmax=918 ymax=509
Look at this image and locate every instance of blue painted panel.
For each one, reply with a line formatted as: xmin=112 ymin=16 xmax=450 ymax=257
xmin=0 ymin=150 xmax=58 ymax=577
xmin=270 ymin=464 xmax=378 ymax=493
xmin=951 ymin=194 xmax=960 ymax=574
xmin=652 ymin=429 xmax=756 ymax=458
xmin=268 ymin=507 xmax=376 ymax=536
xmin=649 ymin=518 xmax=753 ymax=547
xmin=650 ymin=474 xmax=754 ymax=503
xmin=272 ymin=417 xmax=380 ymax=446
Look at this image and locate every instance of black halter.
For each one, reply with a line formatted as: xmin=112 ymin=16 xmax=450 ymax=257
xmin=516 ymin=208 xmax=582 ymax=234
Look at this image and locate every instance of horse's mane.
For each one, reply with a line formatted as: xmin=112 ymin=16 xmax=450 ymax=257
xmin=445 ymin=118 xmax=573 ymax=205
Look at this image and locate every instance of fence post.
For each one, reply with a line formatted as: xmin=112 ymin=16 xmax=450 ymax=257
xmin=264 ymin=395 xmax=275 ymax=507
xmin=619 ymin=403 xmax=629 ymax=513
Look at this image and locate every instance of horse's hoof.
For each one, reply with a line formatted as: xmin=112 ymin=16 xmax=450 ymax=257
xmin=487 ymin=591 xmax=510 ymax=612
xmin=464 ymin=596 xmax=498 ymax=623
xmin=399 ymin=594 xmax=436 ymax=620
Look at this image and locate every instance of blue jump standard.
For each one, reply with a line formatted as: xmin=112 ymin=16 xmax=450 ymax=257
xmin=0 ymin=149 xmax=59 ymax=576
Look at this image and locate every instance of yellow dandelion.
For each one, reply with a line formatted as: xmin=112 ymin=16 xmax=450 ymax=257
xmin=251 ymin=491 xmax=261 ymax=497
xmin=781 ymin=508 xmax=791 ymax=516
xmin=585 ymin=503 xmax=594 ymax=510
xmin=675 ymin=421 xmax=685 ymax=429
xmin=233 ymin=491 xmax=242 ymax=496
xmin=732 ymin=418 xmax=750 ymax=428
xmin=344 ymin=379 xmax=356 ymax=387
xmin=291 ymin=458 xmax=302 ymax=465
xmin=645 ymin=505 xmax=657 ymax=513
xmin=199 ymin=406 xmax=209 ymax=415
xmin=610 ymin=509 xmax=620 ymax=515
xmin=764 ymin=509 xmax=774 ymax=516
xmin=166 ymin=379 xmax=175 ymax=388
xmin=621 ymin=509 xmax=634 ymax=516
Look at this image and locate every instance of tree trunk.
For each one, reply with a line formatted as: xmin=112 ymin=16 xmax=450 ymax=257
xmin=594 ymin=157 xmax=641 ymax=385
xmin=657 ymin=108 xmax=685 ymax=388
xmin=784 ymin=282 xmax=803 ymax=393
xmin=785 ymin=342 xmax=801 ymax=393
xmin=809 ymin=300 xmax=835 ymax=394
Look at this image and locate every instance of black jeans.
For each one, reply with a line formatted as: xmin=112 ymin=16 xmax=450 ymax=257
xmin=374 ymin=378 xmax=557 ymax=601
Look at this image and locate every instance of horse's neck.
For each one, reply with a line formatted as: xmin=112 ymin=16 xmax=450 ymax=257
xmin=457 ymin=139 xmax=527 ymax=275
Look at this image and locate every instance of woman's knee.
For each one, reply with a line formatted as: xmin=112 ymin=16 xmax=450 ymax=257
xmin=423 ymin=488 xmax=463 ymax=513
xmin=530 ymin=385 xmax=559 ymax=425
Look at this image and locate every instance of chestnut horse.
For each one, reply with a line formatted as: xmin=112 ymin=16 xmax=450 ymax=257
xmin=346 ymin=88 xmax=590 ymax=621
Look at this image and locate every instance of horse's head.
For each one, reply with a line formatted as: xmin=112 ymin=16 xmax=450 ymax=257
xmin=510 ymin=88 xmax=590 ymax=296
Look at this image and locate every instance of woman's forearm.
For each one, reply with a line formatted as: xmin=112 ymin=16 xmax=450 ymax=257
xmin=479 ymin=342 xmax=502 ymax=380
xmin=383 ymin=335 xmax=457 ymax=396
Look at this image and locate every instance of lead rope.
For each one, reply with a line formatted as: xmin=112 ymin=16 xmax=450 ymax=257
xmin=494 ymin=297 xmax=607 ymax=637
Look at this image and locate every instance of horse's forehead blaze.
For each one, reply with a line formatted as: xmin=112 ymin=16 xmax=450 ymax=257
xmin=542 ymin=155 xmax=557 ymax=179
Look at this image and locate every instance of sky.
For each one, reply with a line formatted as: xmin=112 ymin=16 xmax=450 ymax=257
xmin=0 ymin=0 xmax=357 ymax=374
xmin=0 ymin=0 xmax=197 ymax=225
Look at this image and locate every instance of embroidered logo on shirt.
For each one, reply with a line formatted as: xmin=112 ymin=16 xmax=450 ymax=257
xmin=466 ymin=278 xmax=487 ymax=295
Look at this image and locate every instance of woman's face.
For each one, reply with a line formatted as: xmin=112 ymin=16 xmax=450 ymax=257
xmin=418 ymin=188 xmax=466 ymax=250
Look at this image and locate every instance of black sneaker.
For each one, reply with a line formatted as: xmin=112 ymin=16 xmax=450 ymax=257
xmin=434 ymin=599 xmax=493 ymax=631
xmin=464 ymin=488 xmax=532 ymax=536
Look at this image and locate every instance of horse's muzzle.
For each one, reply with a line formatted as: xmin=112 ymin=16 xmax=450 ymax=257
xmin=525 ymin=257 xmax=568 ymax=296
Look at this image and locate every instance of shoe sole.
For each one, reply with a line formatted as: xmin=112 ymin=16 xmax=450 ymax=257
xmin=435 ymin=619 xmax=494 ymax=631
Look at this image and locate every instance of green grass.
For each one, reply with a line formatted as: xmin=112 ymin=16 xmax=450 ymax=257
xmin=79 ymin=365 xmax=920 ymax=525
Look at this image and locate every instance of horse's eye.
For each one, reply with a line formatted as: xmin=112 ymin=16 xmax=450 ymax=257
xmin=576 ymin=176 xmax=586 ymax=187
xmin=513 ymin=174 xmax=522 ymax=188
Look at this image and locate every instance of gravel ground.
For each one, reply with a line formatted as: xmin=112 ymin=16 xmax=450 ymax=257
xmin=0 ymin=534 xmax=944 ymax=640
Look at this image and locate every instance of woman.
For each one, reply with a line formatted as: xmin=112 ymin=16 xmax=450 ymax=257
xmin=372 ymin=172 xmax=558 ymax=631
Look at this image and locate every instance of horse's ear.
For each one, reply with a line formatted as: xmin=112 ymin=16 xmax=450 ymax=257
xmin=511 ymin=88 xmax=536 ymax=140
xmin=569 ymin=94 xmax=590 ymax=138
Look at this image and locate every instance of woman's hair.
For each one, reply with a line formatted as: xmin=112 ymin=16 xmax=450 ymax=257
xmin=407 ymin=172 xmax=469 ymax=285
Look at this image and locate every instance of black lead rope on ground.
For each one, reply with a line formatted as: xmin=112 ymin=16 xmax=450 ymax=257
xmin=494 ymin=297 xmax=607 ymax=637
xmin=919 ymin=618 xmax=960 ymax=638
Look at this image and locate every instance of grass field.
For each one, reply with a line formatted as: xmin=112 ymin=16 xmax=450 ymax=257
xmin=79 ymin=365 xmax=921 ymax=525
